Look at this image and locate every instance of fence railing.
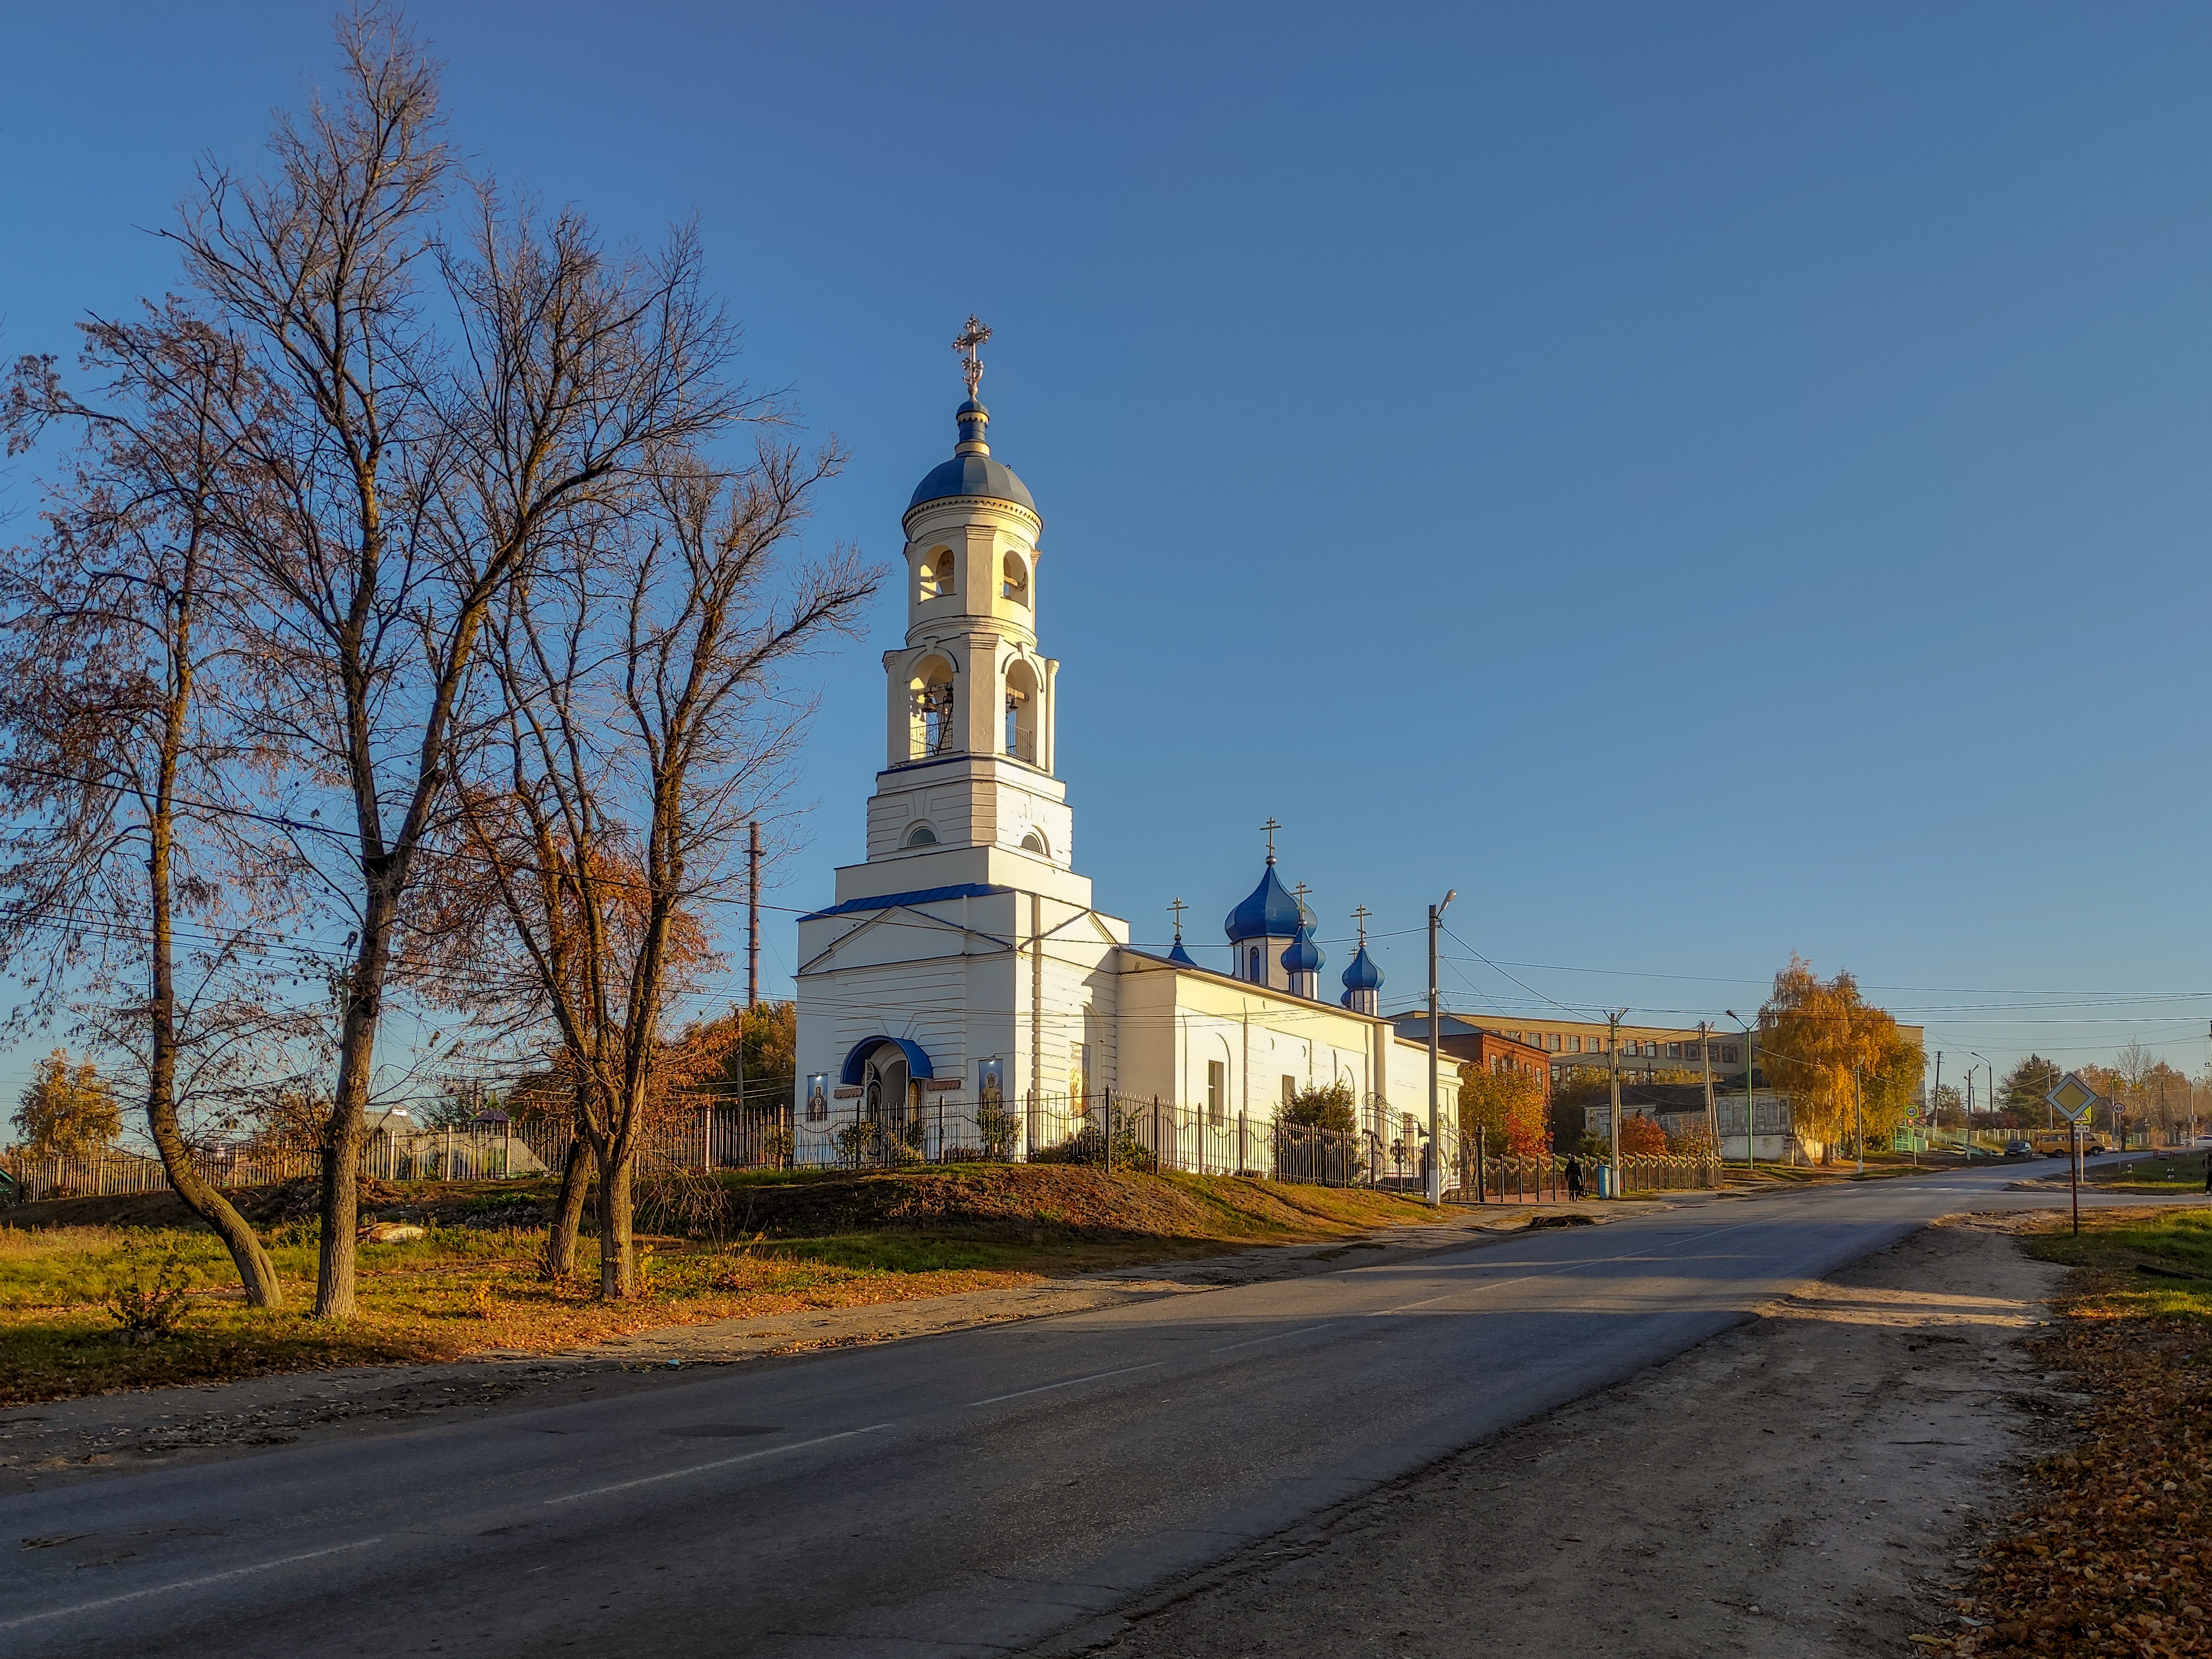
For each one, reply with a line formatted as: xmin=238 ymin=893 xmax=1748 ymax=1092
xmin=2 ymin=1110 xmax=800 ymax=1205
xmin=6 ymin=1097 xmax=1725 ymax=1205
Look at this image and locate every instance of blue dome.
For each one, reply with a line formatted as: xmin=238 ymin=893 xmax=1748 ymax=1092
xmin=906 ymin=398 xmax=1036 ymax=515
xmin=1281 ymin=924 xmax=1324 ymax=976
xmin=1225 ymin=863 xmax=1309 ymax=942
xmin=1166 ymin=939 xmax=1198 ymax=967
xmin=1341 ymin=944 xmax=1383 ymax=992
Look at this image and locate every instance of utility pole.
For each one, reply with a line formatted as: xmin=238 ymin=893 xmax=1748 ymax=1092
xmin=747 ymin=820 xmax=762 ymax=1011
xmin=1927 ymin=1051 xmax=1940 ymax=1170
xmin=1725 ymin=1010 xmax=1756 ymax=1173
xmin=1699 ymin=1019 xmax=1716 ymax=1163
xmin=1608 ymin=1008 xmax=1625 ymax=1195
xmin=1854 ymin=1065 xmax=1864 ymax=1177
xmin=1425 ymin=890 xmax=1457 ymax=1207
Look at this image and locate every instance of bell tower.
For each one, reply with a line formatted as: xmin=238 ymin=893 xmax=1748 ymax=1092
xmin=834 ymin=320 xmax=1088 ymax=909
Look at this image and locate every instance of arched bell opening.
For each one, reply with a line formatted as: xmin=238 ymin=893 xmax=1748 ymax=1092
xmin=907 ymin=653 xmax=957 ymax=760
xmin=918 ymin=547 xmax=956 ymax=603
xmin=1001 ymin=551 xmax=1030 ymax=606
xmin=1003 ymin=658 xmax=1039 ymax=763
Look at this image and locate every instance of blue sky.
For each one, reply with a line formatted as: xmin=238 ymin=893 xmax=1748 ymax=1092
xmin=3 ymin=2 xmax=2209 ymax=1100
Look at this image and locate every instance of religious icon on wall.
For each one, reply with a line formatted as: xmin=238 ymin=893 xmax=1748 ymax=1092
xmin=805 ymin=1073 xmax=829 ymax=1123
xmin=977 ymin=1058 xmax=1004 ymax=1110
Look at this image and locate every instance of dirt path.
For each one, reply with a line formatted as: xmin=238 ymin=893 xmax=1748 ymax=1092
xmin=0 ymin=1201 xmax=1665 ymax=1494
xmin=1068 ymin=1217 xmax=2072 ymax=1658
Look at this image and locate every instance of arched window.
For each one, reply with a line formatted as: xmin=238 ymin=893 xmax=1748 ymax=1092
xmin=1248 ymin=946 xmax=1262 ymax=982
xmin=918 ymin=549 xmax=955 ymax=602
xmin=907 ymin=654 xmax=957 ymax=759
xmin=905 ymin=822 xmax=938 ymax=847
xmin=1003 ymin=658 xmax=1039 ymax=762
xmin=1019 ymin=828 xmax=1047 ymax=856
xmin=1001 ymin=552 xmax=1029 ymax=606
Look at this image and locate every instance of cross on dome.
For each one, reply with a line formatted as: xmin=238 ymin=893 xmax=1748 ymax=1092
xmin=953 ymin=315 xmax=991 ymax=400
xmin=1262 ymin=817 xmax=1280 ymax=864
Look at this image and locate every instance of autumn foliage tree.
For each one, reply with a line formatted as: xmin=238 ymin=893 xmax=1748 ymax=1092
xmin=1457 ymin=1062 xmax=1549 ymax=1157
xmin=0 ymin=305 xmax=294 ymax=1306
xmin=12 ymin=1050 xmax=122 ymax=1157
xmin=1757 ymin=955 xmax=1922 ymax=1162
xmin=450 ymin=445 xmax=874 ymax=1298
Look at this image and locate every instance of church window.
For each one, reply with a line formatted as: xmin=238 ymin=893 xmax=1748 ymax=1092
xmin=1019 ymin=828 xmax=1047 ymax=856
xmin=1002 ymin=552 xmax=1029 ymax=605
xmin=1280 ymin=1075 xmax=1295 ymax=1107
xmin=1247 ymin=946 xmax=1261 ymax=982
xmin=1003 ymin=658 xmax=1039 ymax=762
xmin=904 ymin=822 xmax=937 ymax=847
xmin=1207 ymin=1060 xmax=1225 ymax=1125
xmin=919 ymin=549 xmax=955 ymax=601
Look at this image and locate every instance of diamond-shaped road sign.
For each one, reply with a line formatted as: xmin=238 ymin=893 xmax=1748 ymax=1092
xmin=2046 ymin=1071 xmax=2098 ymax=1123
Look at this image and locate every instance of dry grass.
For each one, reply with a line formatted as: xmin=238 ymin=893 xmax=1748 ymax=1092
xmin=0 ymin=1169 xmax=1457 ymax=1404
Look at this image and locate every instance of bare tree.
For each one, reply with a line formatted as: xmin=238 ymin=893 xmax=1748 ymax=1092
xmin=0 ymin=306 xmax=293 ymax=1304
xmin=170 ymin=12 xmax=750 ymax=1316
xmin=452 ymin=443 xmax=875 ymax=1296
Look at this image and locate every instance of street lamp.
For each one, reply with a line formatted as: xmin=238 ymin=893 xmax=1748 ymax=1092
xmin=1425 ymin=888 xmax=1456 ymax=1207
xmin=1966 ymin=1051 xmax=1994 ymax=1158
xmin=1725 ymin=1010 xmax=1756 ymax=1173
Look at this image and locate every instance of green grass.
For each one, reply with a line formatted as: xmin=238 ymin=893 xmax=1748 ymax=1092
xmin=2082 ymin=1152 xmax=2212 ymax=1194
xmin=0 ymin=1222 xmax=535 ymax=1310
xmin=2024 ymin=1206 xmax=2212 ymax=1319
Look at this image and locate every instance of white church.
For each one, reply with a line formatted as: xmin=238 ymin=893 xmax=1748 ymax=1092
xmin=793 ymin=330 xmax=1459 ymax=1171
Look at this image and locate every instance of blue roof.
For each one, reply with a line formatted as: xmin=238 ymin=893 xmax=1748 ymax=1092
xmin=800 ymin=882 xmax=1011 ymax=922
xmin=908 ymin=453 xmax=1036 ymax=514
xmin=1280 ymin=924 xmax=1324 ymax=975
xmin=1224 ymin=862 xmax=1311 ymax=942
xmin=1341 ymin=943 xmax=1383 ymax=991
xmin=907 ymin=399 xmax=1036 ymax=514
xmin=839 ymin=1035 xmax=934 ymax=1086
xmin=1167 ymin=939 xmax=1198 ymax=967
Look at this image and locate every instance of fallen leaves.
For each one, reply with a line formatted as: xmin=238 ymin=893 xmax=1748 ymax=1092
xmin=1910 ymin=1211 xmax=2212 ymax=1658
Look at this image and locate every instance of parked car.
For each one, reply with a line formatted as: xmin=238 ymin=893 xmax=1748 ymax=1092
xmin=2004 ymin=1139 xmax=2033 ymax=1156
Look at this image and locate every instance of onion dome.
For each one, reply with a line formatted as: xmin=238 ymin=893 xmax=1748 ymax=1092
xmin=1224 ymin=862 xmax=1307 ymax=943
xmin=1341 ymin=944 xmax=1383 ymax=994
xmin=1167 ymin=937 xmax=1198 ymax=967
xmin=1280 ymin=923 xmax=1324 ymax=977
xmin=907 ymin=398 xmax=1037 ymax=515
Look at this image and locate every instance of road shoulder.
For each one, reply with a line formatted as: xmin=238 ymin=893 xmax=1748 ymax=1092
xmin=1059 ymin=1215 xmax=2071 ymax=1658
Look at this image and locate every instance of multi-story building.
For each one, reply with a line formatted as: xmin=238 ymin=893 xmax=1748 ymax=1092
xmin=1393 ymin=1011 xmax=1923 ymax=1090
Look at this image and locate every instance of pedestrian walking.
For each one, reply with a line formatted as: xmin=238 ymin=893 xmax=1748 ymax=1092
xmin=1564 ymin=1152 xmax=1585 ymax=1201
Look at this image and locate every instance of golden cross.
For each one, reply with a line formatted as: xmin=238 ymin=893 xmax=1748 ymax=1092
xmin=953 ymin=315 xmax=991 ymax=399
xmin=1352 ymin=905 xmax=1371 ymax=945
xmin=1168 ymin=897 xmax=1188 ymax=939
xmin=1262 ymin=817 xmax=1280 ymax=862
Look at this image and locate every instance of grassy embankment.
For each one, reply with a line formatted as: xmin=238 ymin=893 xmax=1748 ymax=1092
xmin=2080 ymin=1150 xmax=2212 ymax=1196
xmin=1920 ymin=1206 xmax=2212 ymax=1657
xmin=0 ymin=1166 xmax=1451 ymax=1405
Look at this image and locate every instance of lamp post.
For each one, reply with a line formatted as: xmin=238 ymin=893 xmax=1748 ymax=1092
xmin=1425 ymin=888 xmax=1456 ymax=1207
xmin=1607 ymin=1009 xmax=1626 ymax=1196
xmin=1725 ymin=1010 xmax=1756 ymax=1173
xmin=1966 ymin=1051 xmax=1993 ymax=1159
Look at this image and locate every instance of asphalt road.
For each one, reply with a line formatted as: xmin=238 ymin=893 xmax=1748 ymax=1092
xmin=0 ymin=1156 xmax=2176 ymax=1659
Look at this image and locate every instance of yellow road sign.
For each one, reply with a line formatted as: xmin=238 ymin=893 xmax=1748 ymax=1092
xmin=2046 ymin=1072 xmax=2097 ymax=1123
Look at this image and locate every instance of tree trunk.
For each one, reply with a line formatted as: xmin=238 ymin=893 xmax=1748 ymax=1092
xmin=541 ymin=1135 xmax=589 ymax=1283
xmin=314 ymin=885 xmax=395 ymax=1319
xmin=146 ymin=703 xmax=282 ymax=1307
xmin=596 ymin=1142 xmax=636 ymax=1299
